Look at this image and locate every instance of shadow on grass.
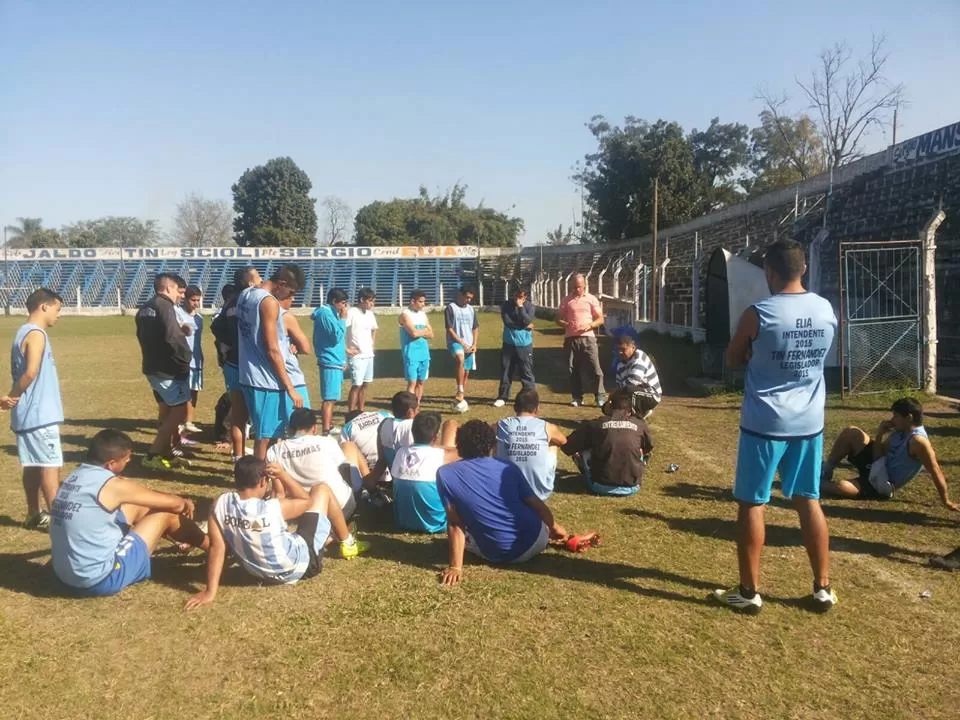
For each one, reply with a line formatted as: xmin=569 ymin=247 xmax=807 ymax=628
xmin=511 ymin=552 xmax=715 ymax=607
xmin=623 ymin=508 xmax=930 ymax=565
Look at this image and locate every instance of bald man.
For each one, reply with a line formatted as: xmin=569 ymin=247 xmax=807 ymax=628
xmin=557 ymin=274 xmax=606 ymax=408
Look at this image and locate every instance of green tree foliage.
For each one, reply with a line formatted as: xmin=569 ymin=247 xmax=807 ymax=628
xmin=232 ymin=157 xmax=318 ymax=247
xmin=3 ymin=217 xmax=44 ymax=248
xmin=354 ymin=185 xmax=523 ymax=247
xmin=746 ymin=109 xmax=826 ymax=195
xmin=545 ymin=223 xmax=576 ymax=246
xmin=60 ymin=217 xmax=160 ymax=247
xmin=576 ymin=116 xmax=749 ymax=242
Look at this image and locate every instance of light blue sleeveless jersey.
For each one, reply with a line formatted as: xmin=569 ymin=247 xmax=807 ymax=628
xmin=50 ymin=464 xmax=124 ymax=588
xmin=740 ymin=292 xmax=837 ymax=438
xmin=280 ymin=308 xmax=305 ymax=387
xmin=10 ymin=323 xmax=63 ymax=432
xmin=400 ymin=309 xmax=430 ymax=363
xmin=496 ymin=416 xmax=554 ymax=500
xmin=887 ymin=426 xmax=927 ymax=489
xmin=237 ymin=287 xmax=287 ymax=390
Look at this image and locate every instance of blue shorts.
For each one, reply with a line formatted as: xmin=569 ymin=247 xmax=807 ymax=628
xmin=241 ymin=385 xmax=293 ymax=440
xmin=295 ymin=385 xmax=311 ymax=408
xmin=16 ymin=424 xmax=63 ymax=467
xmin=403 ymin=358 xmax=430 ymax=383
xmin=78 ymin=531 xmax=152 ymax=597
xmin=319 ymin=367 xmax=344 ymax=402
xmin=147 ymin=375 xmax=190 ymax=407
xmin=223 ymin=363 xmax=240 ymax=392
xmin=734 ymin=430 xmax=823 ymax=504
xmin=349 ymin=356 xmax=374 ymax=386
xmin=189 ymin=368 xmax=203 ymax=393
xmin=449 ymin=343 xmax=476 ymax=372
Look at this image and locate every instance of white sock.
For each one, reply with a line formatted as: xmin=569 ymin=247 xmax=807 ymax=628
xmin=233 ymin=456 xmax=242 ymax=465
xmin=457 ymin=384 xmax=464 ymax=394
xmin=343 ymin=533 xmax=356 ymax=546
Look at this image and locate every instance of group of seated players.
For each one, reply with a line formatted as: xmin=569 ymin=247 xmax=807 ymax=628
xmin=49 ymin=373 xmax=959 ymax=607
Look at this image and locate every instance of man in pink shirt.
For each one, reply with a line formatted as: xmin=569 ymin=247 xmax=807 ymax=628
xmin=556 ymin=274 xmax=607 ymax=407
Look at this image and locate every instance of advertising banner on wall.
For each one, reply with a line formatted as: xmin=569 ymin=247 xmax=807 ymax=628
xmin=3 ymin=245 xmax=481 ymax=262
xmin=892 ymin=120 xmax=960 ymax=167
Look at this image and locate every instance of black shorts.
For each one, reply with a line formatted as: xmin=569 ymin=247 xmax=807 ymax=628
xmin=847 ymin=442 xmax=886 ymax=500
xmin=295 ymin=511 xmax=326 ymax=579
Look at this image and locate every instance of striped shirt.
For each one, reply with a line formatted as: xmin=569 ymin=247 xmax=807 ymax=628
xmin=614 ymin=349 xmax=662 ymax=402
xmin=213 ymin=492 xmax=309 ymax=584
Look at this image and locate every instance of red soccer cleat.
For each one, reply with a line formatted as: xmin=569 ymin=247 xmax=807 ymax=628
xmin=564 ymin=531 xmax=601 ymax=553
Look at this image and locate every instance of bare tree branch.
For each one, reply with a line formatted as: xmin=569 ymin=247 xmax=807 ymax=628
xmin=173 ymin=193 xmax=233 ymax=247
xmin=320 ymin=196 xmax=353 ymax=246
xmin=796 ymin=35 xmax=904 ymax=168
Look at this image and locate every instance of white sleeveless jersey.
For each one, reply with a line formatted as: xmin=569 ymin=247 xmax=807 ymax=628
xmin=213 ymin=492 xmax=308 ymax=584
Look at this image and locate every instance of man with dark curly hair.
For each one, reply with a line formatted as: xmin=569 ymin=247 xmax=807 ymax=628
xmin=435 ymin=419 xmax=568 ymax=586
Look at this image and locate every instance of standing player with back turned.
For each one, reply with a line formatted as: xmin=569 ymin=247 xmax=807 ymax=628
xmin=712 ymin=240 xmax=838 ymax=615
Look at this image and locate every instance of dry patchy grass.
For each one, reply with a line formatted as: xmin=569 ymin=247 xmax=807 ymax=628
xmin=0 ymin=313 xmax=958 ymax=720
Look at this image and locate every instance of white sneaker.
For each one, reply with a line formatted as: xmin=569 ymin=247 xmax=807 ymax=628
xmin=711 ymin=586 xmax=763 ymax=615
xmin=570 ymin=399 xmax=581 ymax=408
xmin=183 ymin=422 xmax=202 ymax=434
xmin=812 ymin=586 xmax=837 ymax=612
xmin=492 ymin=399 xmax=506 ymax=408
xmin=454 ymin=399 xmax=469 ymax=413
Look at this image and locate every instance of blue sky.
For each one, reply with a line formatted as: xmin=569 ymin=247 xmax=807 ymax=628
xmin=2 ymin=0 xmax=958 ymax=245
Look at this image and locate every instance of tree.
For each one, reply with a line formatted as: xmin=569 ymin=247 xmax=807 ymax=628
xmin=689 ymin=117 xmax=751 ymax=209
xmin=576 ymin=116 xmax=748 ymax=242
xmin=60 ymin=217 xmax=160 ymax=247
xmin=31 ymin=229 xmax=66 ymax=248
xmin=172 ymin=193 xmax=233 ymax=247
xmin=767 ymin=35 xmax=904 ymax=169
xmin=353 ymin=185 xmax=523 ymax=247
xmin=747 ymin=106 xmax=827 ymax=194
xmin=320 ymin=196 xmax=353 ymax=246
xmin=545 ymin=223 xmax=576 ymax=246
xmin=3 ymin=217 xmax=44 ymax=248
xmin=232 ymin=157 xmax=318 ymax=247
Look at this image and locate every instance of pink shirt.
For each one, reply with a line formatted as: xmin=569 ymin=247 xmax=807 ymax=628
xmin=559 ymin=293 xmax=602 ymax=338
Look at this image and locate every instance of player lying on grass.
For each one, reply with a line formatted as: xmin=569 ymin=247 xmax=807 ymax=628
xmin=185 ymin=456 xmax=369 ymax=610
xmin=50 ymin=429 xmax=208 ymax=597
xmin=820 ymin=397 xmax=959 ymax=510
xmin=436 ymin=419 xmax=568 ymax=586
xmin=391 ymin=411 xmax=459 ymax=533
xmin=267 ymin=408 xmax=368 ymax=520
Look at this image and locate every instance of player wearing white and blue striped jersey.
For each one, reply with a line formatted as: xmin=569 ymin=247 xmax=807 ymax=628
xmin=186 ymin=456 xmax=369 ymax=609
xmin=180 ymin=286 xmax=205 ymax=434
xmin=445 ymin=287 xmax=479 ymax=412
xmin=6 ymin=288 xmax=65 ymax=529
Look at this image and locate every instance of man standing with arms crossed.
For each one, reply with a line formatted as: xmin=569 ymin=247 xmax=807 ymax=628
xmin=312 ymin=288 xmax=349 ymax=435
xmin=445 ymin=287 xmax=479 ymax=413
xmin=399 ymin=290 xmax=433 ymax=403
xmin=237 ymin=264 xmax=306 ymax=459
xmin=557 ymin=273 xmax=606 ymax=408
xmin=712 ymin=240 xmax=837 ymax=615
xmin=346 ymin=288 xmax=378 ymax=413
xmin=494 ymin=286 xmax=535 ymax=408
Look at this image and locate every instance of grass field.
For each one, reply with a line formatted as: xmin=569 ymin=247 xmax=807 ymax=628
xmin=0 ymin=311 xmax=958 ymax=720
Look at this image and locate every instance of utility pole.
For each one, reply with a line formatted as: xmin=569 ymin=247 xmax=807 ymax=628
xmin=651 ymin=176 xmax=659 ymax=323
xmin=892 ymin=104 xmax=899 ymax=146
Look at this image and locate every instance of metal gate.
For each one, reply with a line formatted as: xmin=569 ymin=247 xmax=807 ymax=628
xmin=839 ymin=241 xmax=922 ymax=395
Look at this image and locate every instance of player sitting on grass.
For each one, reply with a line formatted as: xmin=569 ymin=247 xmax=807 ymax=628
xmin=185 ymin=456 xmax=369 ymax=609
xmin=561 ymin=389 xmax=653 ymax=496
xmin=50 ymin=429 xmax=208 ymax=597
xmin=820 ymin=397 xmax=958 ymax=510
xmin=368 ymin=390 xmax=420 ymax=485
xmin=341 ymin=408 xmax=390 ymax=473
xmin=495 ymin=389 xmax=566 ymax=500
xmin=266 ymin=408 xmax=367 ymax=520
xmin=436 ymin=419 xmax=568 ymax=586
xmin=391 ymin=411 xmax=459 ymax=533
xmin=612 ymin=332 xmax=662 ymax=419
